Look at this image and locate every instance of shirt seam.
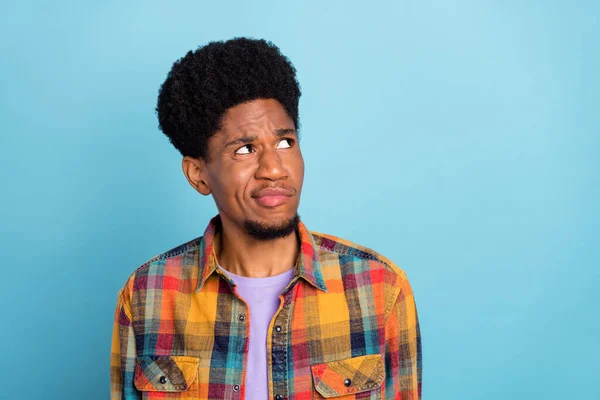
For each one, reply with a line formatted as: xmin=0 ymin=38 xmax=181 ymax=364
xmin=117 ymin=287 xmax=133 ymax=321
xmin=383 ymin=284 xmax=404 ymax=334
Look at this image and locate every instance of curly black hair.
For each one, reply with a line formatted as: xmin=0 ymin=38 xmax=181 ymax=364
xmin=156 ymin=37 xmax=301 ymax=161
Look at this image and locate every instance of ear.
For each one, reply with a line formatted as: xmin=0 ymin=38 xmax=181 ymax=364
xmin=182 ymin=156 xmax=211 ymax=196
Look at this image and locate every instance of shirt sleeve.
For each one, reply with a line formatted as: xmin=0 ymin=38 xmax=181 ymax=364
xmin=384 ymin=274 xmax=422 ymax=399
xmin=110 ymin=288 xmax=140 ymax=400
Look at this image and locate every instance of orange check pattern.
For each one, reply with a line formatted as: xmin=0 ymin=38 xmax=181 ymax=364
xmin=110 ymin=214 xmax=421 ymax=399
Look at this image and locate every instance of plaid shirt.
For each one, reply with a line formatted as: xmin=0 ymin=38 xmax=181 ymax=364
xmin=110 ymin=215 xmax=422 ymax=399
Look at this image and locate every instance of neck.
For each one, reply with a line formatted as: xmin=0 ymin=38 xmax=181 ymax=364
xmin=215 ymin=215 xmax=299 ymax=278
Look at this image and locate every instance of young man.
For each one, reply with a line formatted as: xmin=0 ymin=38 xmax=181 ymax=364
xmin=110 ymin=37 xmax=421 ymax=400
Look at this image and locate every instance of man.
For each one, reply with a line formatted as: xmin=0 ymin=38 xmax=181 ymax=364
xmin=110 ymin=37 xmax=421 ymax=400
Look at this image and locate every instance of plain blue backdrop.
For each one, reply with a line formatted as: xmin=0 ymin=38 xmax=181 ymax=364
xmin=1 ymin=1 xmax=598 ymax=398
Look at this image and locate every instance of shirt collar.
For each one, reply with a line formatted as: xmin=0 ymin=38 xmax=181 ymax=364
xmin=195 ymin=214 xmax=327 ymax=293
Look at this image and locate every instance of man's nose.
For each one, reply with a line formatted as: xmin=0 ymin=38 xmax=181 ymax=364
xmin=255 ymin=148 xmax=288 ymax=181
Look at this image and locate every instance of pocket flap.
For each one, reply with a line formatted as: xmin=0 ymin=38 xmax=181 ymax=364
xmin=134 ymin=355 xmax=199 ymax=392
xmin=311 ymin=354 xmax=385 ymax=398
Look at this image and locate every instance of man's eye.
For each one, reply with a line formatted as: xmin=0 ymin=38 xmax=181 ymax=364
xmin=235 ymin=144 xmax=253 ymax=155
xmin=277 ymin=138 xmax=294 ymax=149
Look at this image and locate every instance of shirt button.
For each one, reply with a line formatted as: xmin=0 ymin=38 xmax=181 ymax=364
xmin=238 ymin=314 xmax=245 ymax=322
xmin=275 ymin=325 xmax=282 ymax=332
xmin=233 ymin=384 xmax=241 ymax=392
xmin=275 ymin=395 xmax=283 ymax=400
xmin=159 ymin=376 xmax=167 ymax=384
xmin=344 ymin=378 xmax=352 ymax=387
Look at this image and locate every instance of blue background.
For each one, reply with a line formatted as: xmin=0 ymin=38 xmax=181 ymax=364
xmin=1 ymin=1 xmax=598 ymax=398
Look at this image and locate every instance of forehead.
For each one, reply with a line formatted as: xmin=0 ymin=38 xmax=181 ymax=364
xmin=220 ymin=98 xmax=294 ymax=135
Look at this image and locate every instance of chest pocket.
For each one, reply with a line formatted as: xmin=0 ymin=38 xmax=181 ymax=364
xmin=311 ymin=354 xmax=385 ymax=398
xmin=134 ymin=355 xmax=199 ymax=398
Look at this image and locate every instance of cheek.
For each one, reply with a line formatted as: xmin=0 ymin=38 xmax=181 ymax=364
xmin=295 ymin=154 xmax=305 ymax=182
xmin=212 ymin=167 xmax=254 ymax=203
xmin=234 ymin=169 xmax=255 ymax=193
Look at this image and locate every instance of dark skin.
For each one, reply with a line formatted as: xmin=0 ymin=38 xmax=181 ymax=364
xmin=182 ymin=98 xmax=305 ymax=277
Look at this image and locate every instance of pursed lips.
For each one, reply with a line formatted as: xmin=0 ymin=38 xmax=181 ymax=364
xmin=253 ymin=187 xmax=294 ymax=207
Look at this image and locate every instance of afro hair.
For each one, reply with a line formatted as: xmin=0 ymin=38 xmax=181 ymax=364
xmin=156 ymin=37 xmax=301 ymax=161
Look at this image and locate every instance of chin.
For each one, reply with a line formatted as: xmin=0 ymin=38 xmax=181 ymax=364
xmin=243 ymin=213 xmax=300 ymax=241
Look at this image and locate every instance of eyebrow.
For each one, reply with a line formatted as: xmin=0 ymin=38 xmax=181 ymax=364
xmin=223 ymin=128 xmax=297 ymax=149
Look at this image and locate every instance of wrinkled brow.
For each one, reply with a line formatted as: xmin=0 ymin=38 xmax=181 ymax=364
xmin=223 ymin=128 xmax=297 ymax=149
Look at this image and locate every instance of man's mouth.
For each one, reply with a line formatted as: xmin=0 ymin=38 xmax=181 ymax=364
xmin=253 ymin=187 xmax=294 ymax=208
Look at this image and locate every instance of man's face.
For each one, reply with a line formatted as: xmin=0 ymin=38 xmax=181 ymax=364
xmin=198 ymin=98 xmax=304 ymax=240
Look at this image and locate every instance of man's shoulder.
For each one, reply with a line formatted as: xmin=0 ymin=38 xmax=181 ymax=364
xmin=137 ymin=235 xmax=203 ymax=269
xmin=117 ymin=235 xmax=204 ymax=295
xmin=309 ymin=230 xmax=407 ymax=280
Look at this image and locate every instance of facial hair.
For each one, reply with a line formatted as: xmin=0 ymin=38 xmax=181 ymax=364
xmin=243 ymin=213 xmax=300 ymax=241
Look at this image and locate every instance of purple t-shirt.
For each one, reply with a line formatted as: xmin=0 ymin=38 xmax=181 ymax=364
xmin=221 ymin=266 xmax=295 ymax=399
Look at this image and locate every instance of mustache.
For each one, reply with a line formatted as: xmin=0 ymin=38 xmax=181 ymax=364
xmin=251 ymin=183 xmax=297 ymax=197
